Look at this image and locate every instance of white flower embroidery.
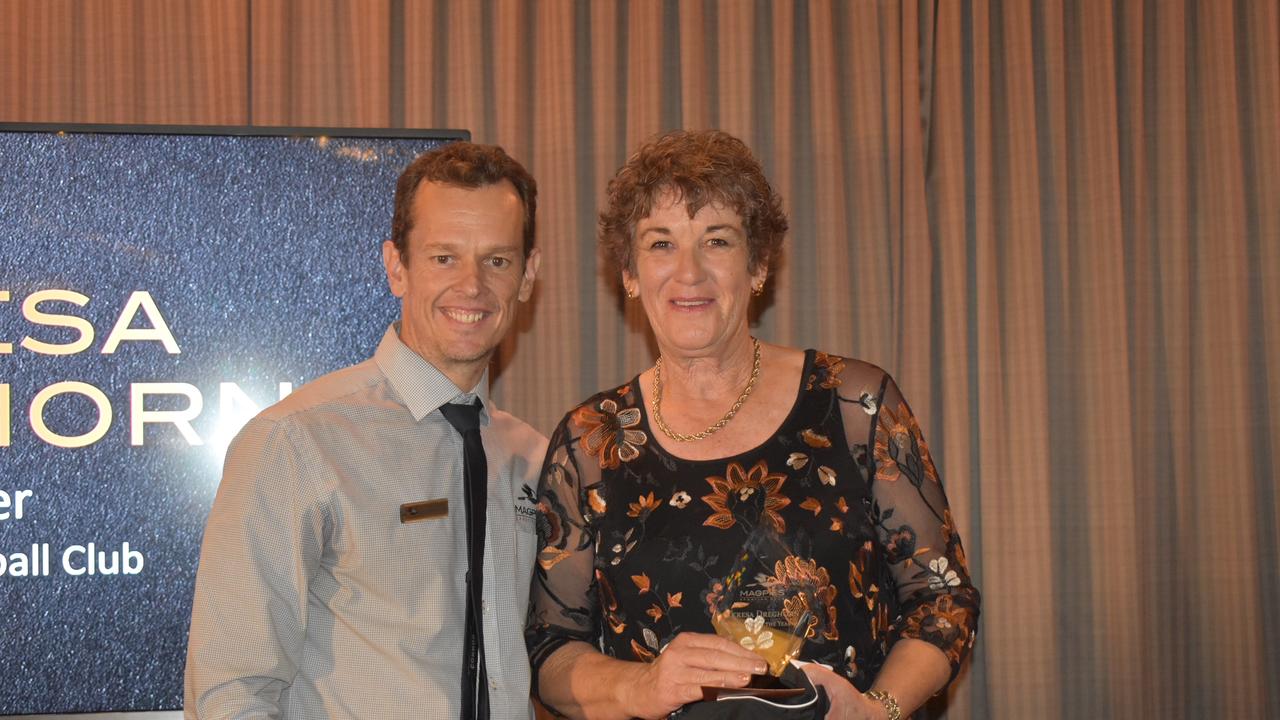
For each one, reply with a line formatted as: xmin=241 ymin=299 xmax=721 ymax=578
xmin=643 ymin=627 xmax=659 ymax=650
xmin=669 ymin=491 xmax=692 ymax=509
xmin=818 ymin=466 xmax=837 ymax=486
xmin=928 ymin=557 xmax=960 ymax=589
xmin=787 ymin=452 xmax=809 ymax=470
xmin=859 ymin=391 xmax=878 ymax=415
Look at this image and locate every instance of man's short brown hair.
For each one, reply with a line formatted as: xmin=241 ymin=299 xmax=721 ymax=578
xmin=598 ymin=130 xmax=787 ymax=275
xmin=390 ymin=142 xmax=537 ymax=262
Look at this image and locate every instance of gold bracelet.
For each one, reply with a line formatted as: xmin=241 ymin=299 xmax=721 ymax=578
xmin=865 ymin=689 xmax=902 ymax=720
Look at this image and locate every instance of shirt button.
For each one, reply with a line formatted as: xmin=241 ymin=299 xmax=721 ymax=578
xmin=482 ymin=600 xmax=489 ymax=614
xmin=489 ymin=679 xmax=499 ymax=690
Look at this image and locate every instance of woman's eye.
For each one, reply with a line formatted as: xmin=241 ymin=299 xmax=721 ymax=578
xmin=707 ymin=237 xmax=729 ymax=247
xmin=649 ymin=240 xmax=672 ymax=250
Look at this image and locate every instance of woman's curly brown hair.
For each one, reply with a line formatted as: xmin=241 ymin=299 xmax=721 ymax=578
xmin=599 ymin=130 xmax=788 ymax=275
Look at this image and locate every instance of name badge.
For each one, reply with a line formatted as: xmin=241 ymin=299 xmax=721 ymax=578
xmin=400 ymin=498 xmax=448 ymax=523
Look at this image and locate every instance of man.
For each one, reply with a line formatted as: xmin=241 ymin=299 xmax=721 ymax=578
xmin=185 ymin=142 xmax=546 ymax=719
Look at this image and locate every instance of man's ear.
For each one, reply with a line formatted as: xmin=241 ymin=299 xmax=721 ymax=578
xmin=383 ymin=240 xmax=407 ymax=298
xmin=518 ymin=247 xmax=542 ymax=302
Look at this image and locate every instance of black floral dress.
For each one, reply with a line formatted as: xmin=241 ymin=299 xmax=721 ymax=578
xmin=525 ymin=351 xmax=979 ymax=707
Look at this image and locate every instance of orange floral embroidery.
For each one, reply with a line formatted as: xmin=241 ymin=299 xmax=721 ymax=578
xmin=627 ymin=491 xmax=662 ymax=518
xmin=703 ymin=580 xmax=727 ymax=616
xmin=763 ymin=556 xmax=839 ymax=641
xmin=806 ymin=352 xmax=846 ymax=390
xmin=873 ymin=403 xmax=938 ymax=484
xmin=538 ymin=547 xmax=570 ymax=571
xmin=848 ymin=541 xmax=878 ymax=612
xmin=536 ymin=499 xmax=562 ymax=547
xmin=596 ymin=569 xmax=626 ymax=634
xmin=702 ymin=460 xmax=791 ymax=532
xmin=802 ymin=429 xmax=832 ymax=448
xmin=873 ymin=600 xmax=890 ymax=642
xmin=573 ymin=398 xmax=648 ymax=469
xmin=631 ymin=638 xmax=656 ymax=662
xmin=587 ymin=488 xmax=607 ymax=515
xmin=631 ymin=573 xmax=651 ymax=593
xmin=898 ymin=594 xmax=975 ymax=667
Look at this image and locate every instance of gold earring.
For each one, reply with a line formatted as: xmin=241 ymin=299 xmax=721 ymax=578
xmin=751 ymin=283 xmax=765 ymax=297
xmin=626 ymin=288 xmax=638 ymax=299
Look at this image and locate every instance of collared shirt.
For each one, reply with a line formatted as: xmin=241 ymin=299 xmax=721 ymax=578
xmin=186 ymin=325 xmax=547 ymax=719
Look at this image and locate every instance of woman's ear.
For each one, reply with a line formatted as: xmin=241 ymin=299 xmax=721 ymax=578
xmin=621 ymin=270 xmax=639 ymax=299
xmin=751 ymin=263 xmax=769 ymax=294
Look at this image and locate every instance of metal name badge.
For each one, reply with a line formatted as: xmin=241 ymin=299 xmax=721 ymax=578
xmin=400 ymin=498 xmax=449 ymax=523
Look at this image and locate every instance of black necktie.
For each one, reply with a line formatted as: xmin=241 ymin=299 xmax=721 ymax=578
xmin=439 ymin=399 xmax=489 ymax=720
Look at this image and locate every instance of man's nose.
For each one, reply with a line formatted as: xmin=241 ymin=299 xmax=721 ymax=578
xmin=455 ymin=258 xmax=483 ymax=295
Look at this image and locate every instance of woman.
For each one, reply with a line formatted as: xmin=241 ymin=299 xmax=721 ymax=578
xmin=526 ymin=130 xmax=979 ymax=720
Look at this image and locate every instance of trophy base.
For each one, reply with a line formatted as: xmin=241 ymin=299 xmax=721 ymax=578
xmin=699 ymin=675 xmax=806 ymax=702
xmin=747 ymin=673 xmax=786 ymax=690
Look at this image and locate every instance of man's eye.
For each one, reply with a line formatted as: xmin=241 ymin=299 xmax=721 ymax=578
xmin=432 ymin=255 xmax=454 ymax=265
xmin=488 ymin=257 xmax=511 ymax=268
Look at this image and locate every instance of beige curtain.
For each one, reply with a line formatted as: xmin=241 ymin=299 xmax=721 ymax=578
xmin=4 ymin=1 xmax=1278 ymax=718
xmin=465 ymin=5 xmax=1280 ymax=713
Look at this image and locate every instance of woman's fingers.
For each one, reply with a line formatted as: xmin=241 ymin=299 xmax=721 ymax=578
xmin=800 ymin=664 xmax=885 ymax=720
xmin=626 ymin=632 xmax=773 ymax=717
xmin=685 ymin=668 xmax=754 ymax=688
xmin=666 ymin=632 xmax=769 ymax=674
xmin=667 ymin=646 xmax=766 ymax=676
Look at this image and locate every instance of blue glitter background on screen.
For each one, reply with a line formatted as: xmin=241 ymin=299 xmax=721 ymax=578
xmin=0 ymin=130 xmax=454 ymax=714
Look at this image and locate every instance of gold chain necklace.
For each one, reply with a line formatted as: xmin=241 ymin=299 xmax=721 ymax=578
xmin=651 ymin=337 xmax=761 ymax=442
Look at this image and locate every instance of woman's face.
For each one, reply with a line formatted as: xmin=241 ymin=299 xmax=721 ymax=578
xmin=622 ymin=190 xmax=766 ymax=359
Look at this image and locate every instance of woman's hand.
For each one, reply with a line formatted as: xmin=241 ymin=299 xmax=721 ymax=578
xmin=800 ymin=663 xmax=891 ymax=720
xmin=617 ymin=632 xmax=767 ymax=719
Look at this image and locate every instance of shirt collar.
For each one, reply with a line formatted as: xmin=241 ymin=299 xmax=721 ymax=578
xmin=373 ymin=323 xmax=492 ymax=425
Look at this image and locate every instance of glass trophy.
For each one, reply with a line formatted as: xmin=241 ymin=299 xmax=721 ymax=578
xmin=708 ymin=525 xmax=816 ymax=678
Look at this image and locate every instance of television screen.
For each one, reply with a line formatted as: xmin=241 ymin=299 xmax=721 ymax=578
xmin=0 ymin=125 xmax=464 ymax=715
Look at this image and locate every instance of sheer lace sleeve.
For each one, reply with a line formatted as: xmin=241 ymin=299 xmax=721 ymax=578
xmin=524 ymin=405 xmax=608 ymax=698
xmin=837 ymin=365 xmax=980 ymax=682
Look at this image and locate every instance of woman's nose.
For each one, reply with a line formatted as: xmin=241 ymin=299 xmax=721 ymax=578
xmin=674 ymin=246 xmax=707 ymax=283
